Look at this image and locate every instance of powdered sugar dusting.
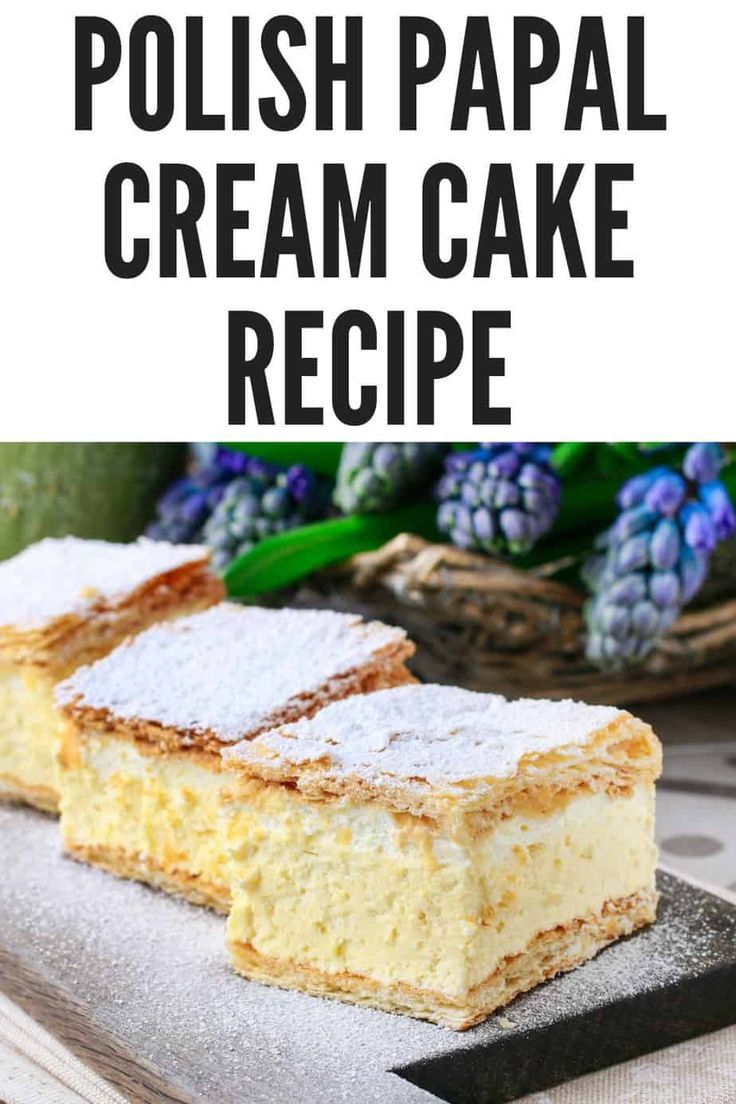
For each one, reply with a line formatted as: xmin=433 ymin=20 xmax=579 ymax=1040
xmin=0 ymin=537 xmax=210 ymax=631
xmin=224 ymin=683 xmax=623 ymax=790
xmin=1 ymin=806 xmax=732 ymax=1104
xmin=57 ymin=605 xmax=408 ymax=743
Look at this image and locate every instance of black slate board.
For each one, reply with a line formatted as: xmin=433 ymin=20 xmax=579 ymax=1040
xmin=395 ymin=871 xmax=736 ymax=1104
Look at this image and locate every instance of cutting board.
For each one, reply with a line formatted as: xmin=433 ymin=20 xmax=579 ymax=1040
xmin=1 ymin=806 xmax=735 ymax=1104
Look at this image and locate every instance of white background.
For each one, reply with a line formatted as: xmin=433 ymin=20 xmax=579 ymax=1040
xmin=1 ymin=1 xmax=734 ymax=441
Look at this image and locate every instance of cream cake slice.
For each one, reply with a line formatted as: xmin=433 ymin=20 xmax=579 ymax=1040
xmin=221 ymin=683 xmax=662 ymax=1030
xmin=56 ymin=604 xmax=415 ymax=912
xmin=0 ymin=537 xmax=222 ymax=813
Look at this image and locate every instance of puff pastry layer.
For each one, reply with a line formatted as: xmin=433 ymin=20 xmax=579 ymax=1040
xmin=58 ymin=605 xmax=414 ymax=908
xmin=223 ymin=684 xmax=661 ymax=1028
xmin=0 ymin=537 xmax=222 ymax=812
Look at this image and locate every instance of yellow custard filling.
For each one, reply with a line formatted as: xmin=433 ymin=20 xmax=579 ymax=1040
xmin=59 ymin=734 xmax=231 ymax=897
xmin=225 ymin=783 xmax=657 ymax=998
xmin=0 ymin=664 xmax=61 ymax=805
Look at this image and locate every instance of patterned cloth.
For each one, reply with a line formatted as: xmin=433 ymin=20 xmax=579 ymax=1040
xmin=0 ymin=994 xmax=127 ymax=1104
xmin=656 ymin=741 xmax=736 ymax=892
xmin=519 ymin=1024 xmax=736 ymax=1104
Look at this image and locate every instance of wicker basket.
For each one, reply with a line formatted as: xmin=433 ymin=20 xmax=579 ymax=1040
xmin=291 ymin=534 xmax=736 ymax=706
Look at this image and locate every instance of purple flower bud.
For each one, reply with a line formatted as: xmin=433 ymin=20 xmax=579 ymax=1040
xmin=614 ymin=505 xmax=658 ymax=542
xmin=644 ymin=472 xmax=687 ymax=517
xmin=541 ymin=471 xmax=563 ymax=500
xmin=233 ymin=494 xmax=260 ymax=519
xmin=499 ymin=509 xmax=530 ymax=546
xmin=461 ymin=480 xmax=481 ymax=507
xmin=487 ymin=449 xmax=521 ymax=479
xmin=680 ymin=502 xmax=717 ymax=553
xmin=493 ymin=480 xmax=520 ymax=508
xmin=372 ymin=444 xmax=403 ymax=479
xmin=679 ymin=545 xmax=709 ymax=602
xmin=437 ymin=501 xmax=459 ymax=534
xmin=597 ymin=604 xmax=631 ymax=640
xmin=206 ymin=485 xmax=228 ymax=511
xmin=617 ymin=469 xmax=662 ymax=509
xmin=608 ymin=574 xmax=647 ymax=606
xmin=245 ymin=457 xmax=275 ymax=482
xmin=649 ymin=518 xmax=680 ymax=571
xmin=156 ymin=484 xmax=186 ymax=517
xmin=452 ymin=503 xmax=473 ymax=533
xmin=467 ymin=460 xmax=488 ymax=485
xmin=616 ymin=534 xmax=650 ymax=574
xmin=473 ymin=507 xmax=495 ymax=543
xmin=602 ymin=636 xmax=628 ymax=663
xmin=699 ymin=481 xmax=736 ymax=541
xmin=214 ymin=446 xmax=249 ymax=475
xmin=622 ymin=635 xmax=644 ymax=657
xmin=526 ymin=516 xmax=546 ymax=542
xmin=193 ymin=463 xmax=224 ymax=490
xmin=445 ymin=452 xmax=470 ymax=479
xmin=179 ymin=492 xmax=208 ymax=524
xmin=285 ymin=465 xmax=313 ymax=504
xmin=631 ymin=600 xmax=660 ymax=636
xmin=517 ymin=463 xmax=553 ymax=491
xmin=523 ymin=488 xmax=547 ymax=515
xmin=682 ymin=442 xmax=724 ymax=484
xmin=649 ymin=571 xmax=681 ymax=609
xmin=436 ymin=473 xmax=462 ymax=502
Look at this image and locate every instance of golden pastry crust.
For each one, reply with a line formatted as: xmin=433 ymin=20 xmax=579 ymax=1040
xmin=61 ymin=648 xmax=416 ymax=756
xmin=223 ymin=696 xmax=661 ymax=824
xmin=65 ymin=840 xmax=231 ymax=913
xmin=228 ymin=887 xmax=658 ymax=1030
xmin=0 ymin=773 xmax=60 ymax=814
xmin=0 ymin=562 xmax=224 ymax=677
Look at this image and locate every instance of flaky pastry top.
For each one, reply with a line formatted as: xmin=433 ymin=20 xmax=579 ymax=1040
xmin=222 ymin=684 xmax=662 ymax=817
xmin=57 ymin=604 xmax=413 ymax=747
xmin=0 ymin=537 xmax=211 ymax=634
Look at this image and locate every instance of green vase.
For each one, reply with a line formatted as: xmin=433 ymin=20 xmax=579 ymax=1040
xmin=0 ymin=443 xmax=187 ymax=560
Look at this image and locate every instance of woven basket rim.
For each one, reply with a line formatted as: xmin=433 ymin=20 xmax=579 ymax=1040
xmin=307 ymin=533 xmax=736 ymax=705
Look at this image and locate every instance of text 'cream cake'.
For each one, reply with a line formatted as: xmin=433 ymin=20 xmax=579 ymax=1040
xmin=0 ymin=537 xmax=222 ymax=813
xmin=57 ymin=604 xmax=414 ymax=911
xmin=221 ymin=683 xmax=662 ymax=1029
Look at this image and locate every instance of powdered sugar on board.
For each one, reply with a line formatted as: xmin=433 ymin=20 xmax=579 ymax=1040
xmin=1 ymin=807 xmax=733 ymax=1104
xmin=57 ymin=605 xmax=408 ymax=743
xmin=0 ymin=538 xmax=210 ymax=631
xmin=224 ymin=683 xmax=623 ymax=789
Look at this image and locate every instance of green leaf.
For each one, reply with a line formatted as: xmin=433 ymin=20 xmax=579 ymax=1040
xmin=722 ymin=461 xmax=736 ymax=497
xmin=606 ymin=442 xmax=641 ymax=465
xmin=221 ymin=442 xmax=344 ymax=477
xmin=224 ymin=503 xmax=440 ymax=598
xmin=550 ymin=442 xmax=595 ymax=476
